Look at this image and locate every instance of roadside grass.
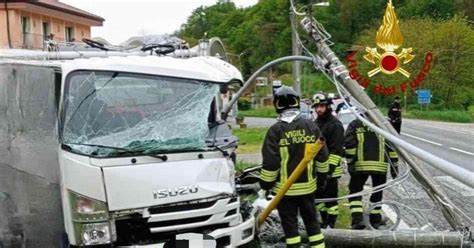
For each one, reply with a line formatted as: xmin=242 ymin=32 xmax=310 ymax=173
xmin=404 ymin=109 xmax=474 ymax=123
xmin=240 ymin=107 xmax=277 ymax=118
xmin=233 ymin=127 xmax=268 ymax=154
xmin=334 ymin=184 xmax=351 ymax=229
xmin=381 ymin=105 xmax=474 ymax=123
xmin=236 ymin=160 xmax=259 ymax=172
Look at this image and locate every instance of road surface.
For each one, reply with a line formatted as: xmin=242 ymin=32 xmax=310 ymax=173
xmin=401 ymin=119 xmax=474 ymax=172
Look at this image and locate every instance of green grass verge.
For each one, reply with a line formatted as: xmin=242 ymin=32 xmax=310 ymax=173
xmin=236 ymin=160 xmax=259 ymax=172
xmin=404 ymin=110 xmax=474 ymax=123
xmin=233 ymin=127 xmax=268 ymax=154
xmin=239 ymin=107 xmax=277 ymax=118
xmin=334 ymin=183 xmax=351 ymax=229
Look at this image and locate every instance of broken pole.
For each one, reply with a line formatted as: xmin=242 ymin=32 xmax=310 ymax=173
xmin=321 ymin=229 xmax=466 ymax=248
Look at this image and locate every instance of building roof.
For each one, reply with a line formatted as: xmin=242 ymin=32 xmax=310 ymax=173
xmin=4 ymin=0 xmax=104 ymax=22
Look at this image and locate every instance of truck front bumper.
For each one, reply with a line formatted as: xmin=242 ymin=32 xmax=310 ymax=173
xmin=116 ymin=215 xmax=255 ymax=248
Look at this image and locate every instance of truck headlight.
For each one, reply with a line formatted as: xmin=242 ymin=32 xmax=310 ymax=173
xmin=69 ymin=191 xmax=113 ymax=245
xmin=69 ymin=191 xmax=108 ymax=221
xmin=81 ymin=222 xmax=111 ymax=245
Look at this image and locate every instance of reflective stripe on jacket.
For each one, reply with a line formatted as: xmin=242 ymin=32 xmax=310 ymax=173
xmin=344 ymin=119 xmax=398 ymax=174
xmin=260 ymin=117 xmax=329 ymax=196
xmin=316 ymin=114 xmax=345 ymax=178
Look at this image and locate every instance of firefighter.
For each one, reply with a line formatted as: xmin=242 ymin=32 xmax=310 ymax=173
xmin=388 ymin=96 xmax=402 ymax=134
xmin=344 ymin=115 xmax=399 ymax=229
xmin=260 ymin=86 xmax=329 ymax=248
xmin=312 ymin=92 xmax=345 ymax=229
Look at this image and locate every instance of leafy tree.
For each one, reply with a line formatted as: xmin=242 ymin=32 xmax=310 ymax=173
xmin=398 ymin=0 xmax=455 ymax=18
xmin=178 ymin=0 xmax=474 ymax=109
xmin=355 ymin=16 xmax=474 ymax=109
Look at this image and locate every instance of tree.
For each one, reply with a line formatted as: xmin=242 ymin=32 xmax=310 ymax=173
xmin=355 ymin=16 xmax=474 ymax=109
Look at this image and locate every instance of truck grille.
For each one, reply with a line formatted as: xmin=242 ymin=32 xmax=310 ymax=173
xmin=147 ymin=215 xmax=212 ymax=228
xmin=148 ymin=200 xmax=217 ymax=214
xmin=113 ymin=196 xmax=239 ymax=246
xmin=114 ymin=218 xmax=228 ymax=246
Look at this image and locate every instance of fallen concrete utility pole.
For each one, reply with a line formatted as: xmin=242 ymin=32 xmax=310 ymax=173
xmin=320 ymin=229 xmax=465 ymax=248
xmin=300 ymin=16 xmax=466 ymax=231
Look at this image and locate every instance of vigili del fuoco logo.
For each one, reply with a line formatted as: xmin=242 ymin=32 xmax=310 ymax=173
xmin=346 ymin=0 xmax=433 ymax=96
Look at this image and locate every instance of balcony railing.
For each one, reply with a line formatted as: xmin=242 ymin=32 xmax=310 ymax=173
xmin=21 ymin=32 xmax=66 ymax=50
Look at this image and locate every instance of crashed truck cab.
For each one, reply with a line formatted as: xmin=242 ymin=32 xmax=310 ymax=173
xmin=0 ymin=56 xmax=255 ymax=247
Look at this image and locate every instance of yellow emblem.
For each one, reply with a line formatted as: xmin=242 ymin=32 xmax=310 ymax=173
xmin=364 ymin=0 xmax=414 ymax=78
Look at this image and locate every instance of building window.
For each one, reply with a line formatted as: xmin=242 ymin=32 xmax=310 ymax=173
xmin=21 ymin=16 xmax=31 ymax=47
xmin=21 ymin=16 xmax=30 ymax=34
xmin=43 ymin=22 xmax=50 ymax=40
xmin=65 ymin=26 xmax=75 ymax=42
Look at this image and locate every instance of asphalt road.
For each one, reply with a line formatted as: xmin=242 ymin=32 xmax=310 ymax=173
xmin=401 ymin=119 xmax=474 ymax=172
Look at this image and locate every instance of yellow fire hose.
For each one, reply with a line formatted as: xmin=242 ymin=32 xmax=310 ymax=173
xmin=257 ymin=138 xmax=325 ymax=227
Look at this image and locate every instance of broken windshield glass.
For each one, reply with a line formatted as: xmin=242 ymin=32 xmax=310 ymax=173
xmin=62 ymin=71 xmax=219 ymax=157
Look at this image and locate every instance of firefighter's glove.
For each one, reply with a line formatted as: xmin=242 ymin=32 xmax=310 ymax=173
xmin=346 ymin=157 xmax=354 ymax=165
xmin=315 ymin=172 xmax=327 ymax=198
xmin=328 ymin=164 xmax=336 ymax=176
xmin=347 ymin=161 xmax=356 ymax=175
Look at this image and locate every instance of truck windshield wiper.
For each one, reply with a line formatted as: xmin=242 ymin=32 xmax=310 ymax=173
xmin=208 ymin=145 xmax=229 ymax=157
xmin=62 ymin=143 xmax=168 ymax=161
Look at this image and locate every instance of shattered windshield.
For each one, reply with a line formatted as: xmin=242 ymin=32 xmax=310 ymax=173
xmin=62 ymin=71 xmax=219 ymax=157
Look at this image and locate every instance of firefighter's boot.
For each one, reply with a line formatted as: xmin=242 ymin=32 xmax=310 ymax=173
xmin=370 ymin=214 xmax=386 ymax=229
xmin=351 ymin=213 xmax=366 ymax=230
xmin=319 ymin=211 xmax=328 ymax=228
xmin=326 ymin=214 xmax=337 ymax=229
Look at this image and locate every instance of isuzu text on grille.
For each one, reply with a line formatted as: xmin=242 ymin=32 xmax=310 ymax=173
xmin=153 ymin=186 xmax=199 ymax=199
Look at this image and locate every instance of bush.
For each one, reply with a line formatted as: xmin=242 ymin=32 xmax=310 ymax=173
xmin=238 ymin=97 xmax=252 ymax=111
xmin=239 ymin=107 xmax=277 ymax=118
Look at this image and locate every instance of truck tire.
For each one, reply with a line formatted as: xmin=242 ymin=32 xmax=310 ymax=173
xmin=59 ymin=233 xmax=70 ymax=248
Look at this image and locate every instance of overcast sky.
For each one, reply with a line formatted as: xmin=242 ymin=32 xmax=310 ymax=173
xmin=61 ymin=0 xmax=258 ymax=44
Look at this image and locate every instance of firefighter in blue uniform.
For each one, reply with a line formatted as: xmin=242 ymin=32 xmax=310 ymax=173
xmin=345 ymin=115 xmax=399 ymax=229
xmin=259 ymin=86 xmax=328 ymax=248
xmin=312 ymin=92 xmax=345 ymax=229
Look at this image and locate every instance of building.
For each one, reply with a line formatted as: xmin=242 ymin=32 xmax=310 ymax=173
xmin=0 ymin=0 xmax=104 ymax=49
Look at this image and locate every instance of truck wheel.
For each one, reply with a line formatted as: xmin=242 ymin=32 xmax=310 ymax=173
xmin=59 ymin=233 xmax=70 ymax=248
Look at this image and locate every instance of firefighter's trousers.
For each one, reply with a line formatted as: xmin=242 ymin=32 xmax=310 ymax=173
xmin=315 ymin=178 xmax=339 ymax=228
xmin=348 ymin=173 xmax=386 ymax=226
xmin=277 ymin=194 xmax=325 ymax=248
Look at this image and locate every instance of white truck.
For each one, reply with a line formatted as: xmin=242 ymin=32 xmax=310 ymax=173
xmin=0 ymin=46 xmax=256 ymax=247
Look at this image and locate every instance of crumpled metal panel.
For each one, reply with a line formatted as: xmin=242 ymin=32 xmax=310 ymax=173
xmin=61 ymin=71 xmax=219 ymax=156
xmin=0 ymin=64 xmax=63 ymax=247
